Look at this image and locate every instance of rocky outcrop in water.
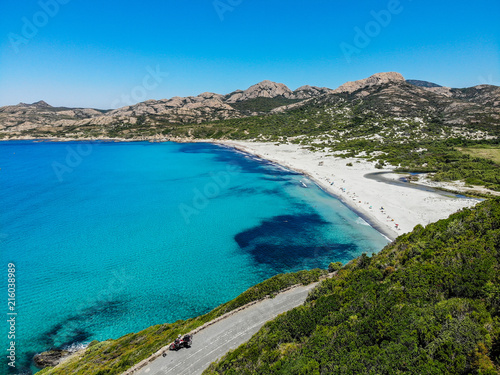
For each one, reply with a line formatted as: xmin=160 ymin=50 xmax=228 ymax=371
xmin=33 ymin=349 xmax=70 ymax=368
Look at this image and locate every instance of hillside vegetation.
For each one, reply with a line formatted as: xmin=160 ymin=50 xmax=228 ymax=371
xmin=228 ymin=97 xmax=302 ymax=113
xmin=458 ymin=147 xmax=500 ymax=165
xmin=204 ymin=198 xmax=500 ymax=375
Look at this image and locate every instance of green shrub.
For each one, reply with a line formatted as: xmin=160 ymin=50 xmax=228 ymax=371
xmin=328 ymin=262 xmax=343 ymax=273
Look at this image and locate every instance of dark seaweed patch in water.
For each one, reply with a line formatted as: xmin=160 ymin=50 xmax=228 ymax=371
xmin=17 ymin=299 xmax=128 ymax=373
xmin=235 ymin=213 xmax=328 ymax=248
xmin=234 ymin=213 xmax=357 ymax=270
xmin=227 ymin=186 xmax=261 ymax=195
xmin=223 ymin=185 xmax=285 ymax=198
xmin=178 ymin=143 xmax=299 ymax=177
xmin=39 ymin=321 xmax=93 ymax=350
xmin=13 ymin=351 xmax=38 ymax=374
xmin=177 ymin=143 xmax=221 ymax=154
xmin=248 ymin=243 xmax=355 ymax=271
xmin=260 ymin=176 xmax=293 ymax=182
xmin=38 ymin=299 xmax=125 ymax=348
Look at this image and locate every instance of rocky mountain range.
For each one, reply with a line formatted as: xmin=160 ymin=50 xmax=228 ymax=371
xmin=1 ymin=72 xmax=499 ymax=139
xmin=0 ymin=80 xmax=333 ymax=135
xmin=315 ymin=76 xmax=500 ymax=127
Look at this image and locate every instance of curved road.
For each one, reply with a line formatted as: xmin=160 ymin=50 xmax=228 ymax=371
xmin=133 ymin=283 xmax=317 ymax=375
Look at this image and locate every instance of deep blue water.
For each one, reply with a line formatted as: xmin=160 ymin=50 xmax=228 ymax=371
xmin=0 ymin=141 xmax=388 ymax=374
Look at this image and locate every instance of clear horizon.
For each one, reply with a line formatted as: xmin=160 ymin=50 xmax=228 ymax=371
xmin=0 ymin=0 xmax=499 ymax=109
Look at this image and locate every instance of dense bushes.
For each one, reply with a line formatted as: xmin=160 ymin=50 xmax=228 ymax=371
xmin=204 ymin=198 xmax=500 ymax=374
xmin=228 ymin=97 xmax=301 ymax=113
xmin=328 ymin=262 xmax=343 ymax=273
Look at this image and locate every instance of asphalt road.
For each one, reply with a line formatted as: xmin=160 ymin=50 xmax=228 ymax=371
xmin=135 ymin=283 xmax=317 ymax=375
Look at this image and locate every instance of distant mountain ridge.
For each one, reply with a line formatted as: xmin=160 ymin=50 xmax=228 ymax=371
xmin=0 ymin=80 xmax=333 ymax=134
xmin=224 ymin=80 xmax=333 ymax=103
xmin=1 ymin=72 xmax=499 ymax=139
xmin=406 ymin=79 xmax=442 ymax=88
xmin=18 ymin=100 xmax=53 ymax=108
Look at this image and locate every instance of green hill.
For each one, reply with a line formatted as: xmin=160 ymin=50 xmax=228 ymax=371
xmin=228 ymin=97 xmax=302 ymax=113
xmin=205 ymin=198 xmax=500 ymax=374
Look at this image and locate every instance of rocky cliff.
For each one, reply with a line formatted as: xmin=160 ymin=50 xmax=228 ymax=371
xmin=332 ymin=72 xmax=405 ymax=95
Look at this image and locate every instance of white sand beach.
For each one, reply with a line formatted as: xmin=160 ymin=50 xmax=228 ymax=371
xmin=218 ymin=141 xmax=480 ymax=241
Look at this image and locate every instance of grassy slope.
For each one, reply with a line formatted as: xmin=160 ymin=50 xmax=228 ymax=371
xmin=205 ymin=198 xmax=500 ymax=375
xmin=39 ymin=269 xmax=327 ymax=375
xmin=458 ymin=147 xmax=500 ymax=165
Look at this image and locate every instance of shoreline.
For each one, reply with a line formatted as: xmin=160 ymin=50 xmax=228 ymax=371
xmin=3 ymin=137 xmax=483 ymax=241
xmin=214 ymin=141 xmax=397 ymax=241
xmin=214 ymin=141 xmax=481 ymax=241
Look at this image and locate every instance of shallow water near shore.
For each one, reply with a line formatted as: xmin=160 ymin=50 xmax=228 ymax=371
xmin=0 ymin=140 xmax=388 ymax=373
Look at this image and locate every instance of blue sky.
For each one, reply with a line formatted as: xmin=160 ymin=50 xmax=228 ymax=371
xmin=0 ymin=0 xmax=498 ymax=109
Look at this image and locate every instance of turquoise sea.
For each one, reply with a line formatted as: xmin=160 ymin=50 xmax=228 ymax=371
xmin=0 ymin=141 xmax=388 ymax=374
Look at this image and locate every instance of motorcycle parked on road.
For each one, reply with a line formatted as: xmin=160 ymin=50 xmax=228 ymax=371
xmin=169 ymin=334 xmax=193 ymax=351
